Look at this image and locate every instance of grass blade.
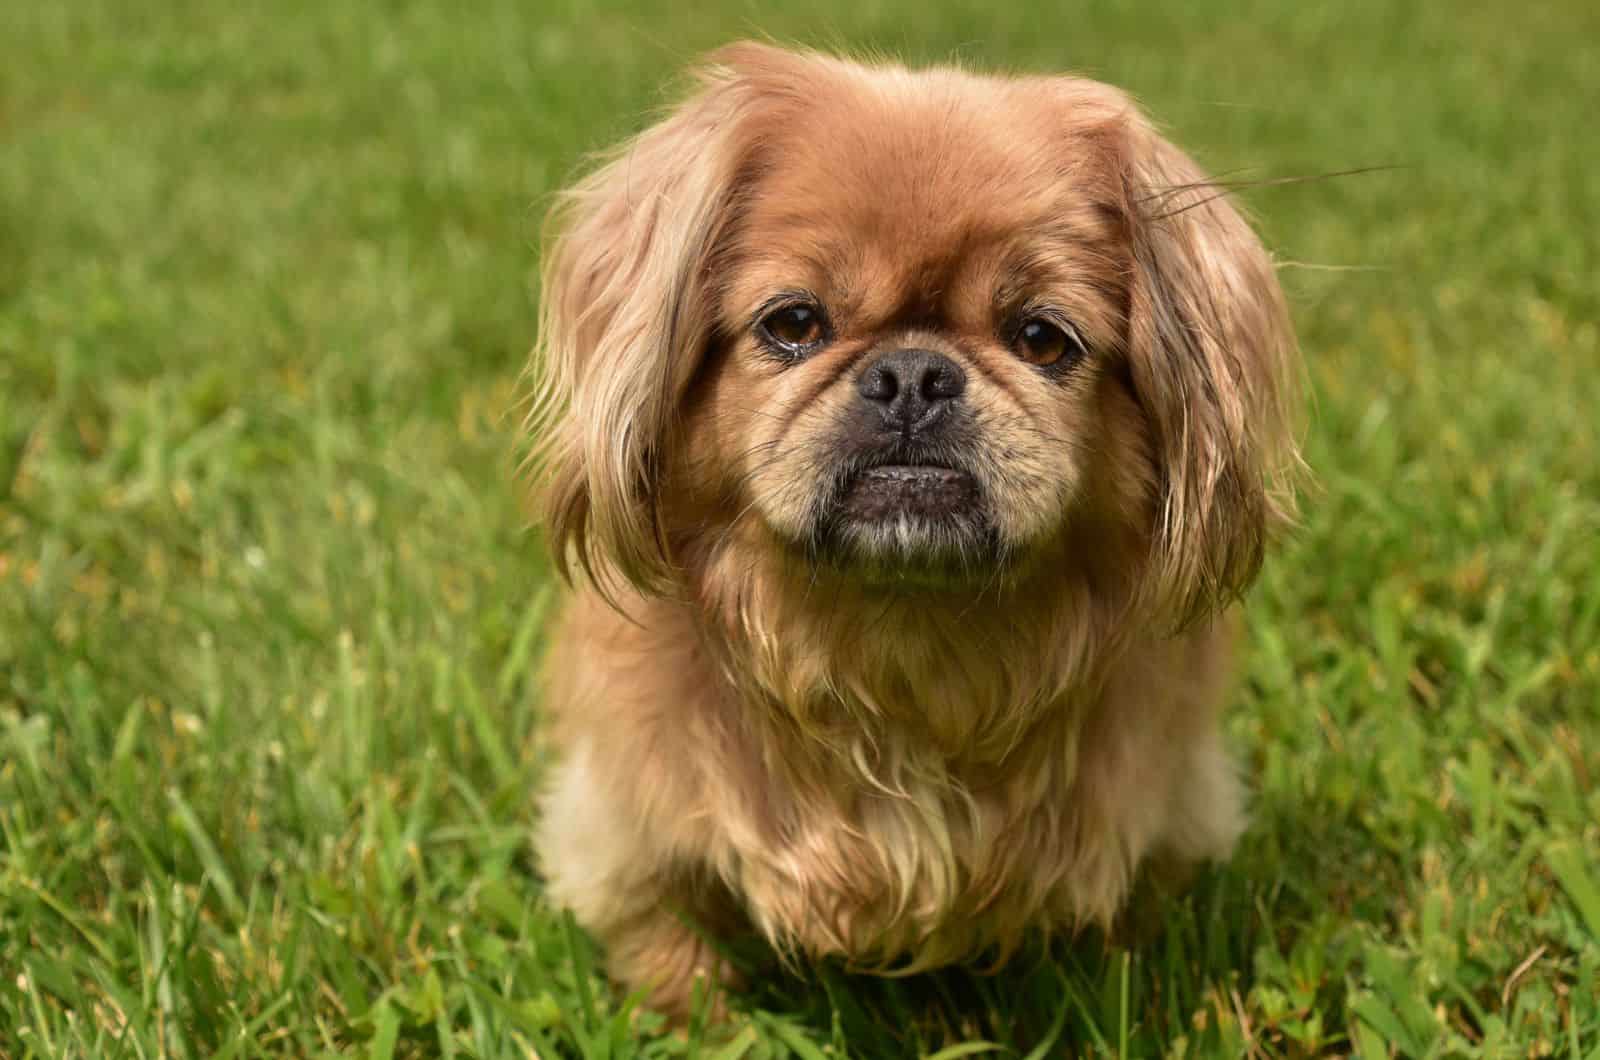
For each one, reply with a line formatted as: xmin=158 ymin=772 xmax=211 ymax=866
xmin=166 ymin=788 xmax=245 ymax=922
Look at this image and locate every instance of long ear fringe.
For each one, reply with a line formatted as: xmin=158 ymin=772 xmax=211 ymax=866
xmin=521 ymin=50 xmax=798 ymax=604
xmin=1120 ymin=114 xmax=1305 ymax=627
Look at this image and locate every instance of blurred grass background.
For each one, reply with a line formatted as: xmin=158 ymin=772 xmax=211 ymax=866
xmin=2 ymin=1 xmax=1598 ymax=1056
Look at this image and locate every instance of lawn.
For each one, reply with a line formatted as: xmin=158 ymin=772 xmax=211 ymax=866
xmin=2 ymin=0 xmax=1598 ymax=1056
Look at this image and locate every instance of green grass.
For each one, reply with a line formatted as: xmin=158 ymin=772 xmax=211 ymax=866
xmin=2 ymin=0 xmax=1598 ymax=1055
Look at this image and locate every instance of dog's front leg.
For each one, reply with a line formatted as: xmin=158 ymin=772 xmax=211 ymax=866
xmin=537 ymin=741 xmax=745 ymax=1019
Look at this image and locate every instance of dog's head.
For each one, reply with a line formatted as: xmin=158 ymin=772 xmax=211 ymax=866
xmin=529 ymin=43 xmax=1299 ymax=625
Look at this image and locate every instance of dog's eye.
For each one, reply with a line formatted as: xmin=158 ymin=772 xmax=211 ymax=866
xmin=758 ymin=303 xmax=827 ymax=354
xmin=1012 ymin=316 xmax=1086 ymax=369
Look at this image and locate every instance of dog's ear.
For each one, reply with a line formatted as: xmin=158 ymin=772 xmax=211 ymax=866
xmin=527 ymin=43 xmax=805 ymax=595
xmin=1116 ymin=116 xmax=1302 ymax=625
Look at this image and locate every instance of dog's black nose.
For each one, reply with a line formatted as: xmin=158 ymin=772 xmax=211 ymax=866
xmin=856 ymin=349 xmax=966 ymax=430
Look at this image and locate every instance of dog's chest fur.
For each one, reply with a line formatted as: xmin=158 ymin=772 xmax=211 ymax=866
xmin=636 ymin=572 xmax=1150 ymax=965
xmin=721 ymin=725 xmax=1107 ymax=968
xmin=541 ymin=589 xmax=1236 ymax=976
xmin=696 ymin=637 xmax=1151 ymax=969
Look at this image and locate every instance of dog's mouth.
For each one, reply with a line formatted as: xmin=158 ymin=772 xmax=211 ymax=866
xmin=805 ymin=456 xmax=1000 ymax=583
xmin=837 ymin=464 xmax=980 ymax=522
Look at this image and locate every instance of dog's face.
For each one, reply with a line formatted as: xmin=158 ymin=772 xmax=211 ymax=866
xmin=532 ymin=44 xmax=1298 ymax=621
xmin=699 ymin=85 xmax=1139 ymax=584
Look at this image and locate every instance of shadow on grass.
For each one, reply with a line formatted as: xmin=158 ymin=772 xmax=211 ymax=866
xmin=716 ymin=881 xmax=1245 ymax=1057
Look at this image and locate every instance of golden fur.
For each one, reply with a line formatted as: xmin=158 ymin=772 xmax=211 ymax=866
xmin=525 ymin=42 xmax=1301 ymax=1015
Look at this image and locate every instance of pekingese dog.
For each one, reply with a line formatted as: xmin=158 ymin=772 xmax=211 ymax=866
xmin=526 ymin=42 xmax=1300 ymax=1016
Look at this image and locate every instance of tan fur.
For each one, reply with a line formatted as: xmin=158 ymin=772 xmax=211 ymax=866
xmin=525 ymin=43 xmax=1300 ymax=1015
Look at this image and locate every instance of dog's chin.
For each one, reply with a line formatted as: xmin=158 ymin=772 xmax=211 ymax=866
xmin=803 ymin=465 xmax=1005 ymax=589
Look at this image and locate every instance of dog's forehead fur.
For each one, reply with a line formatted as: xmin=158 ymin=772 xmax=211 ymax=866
xmin=722 ymin=60 xmax=1133 ymax=335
